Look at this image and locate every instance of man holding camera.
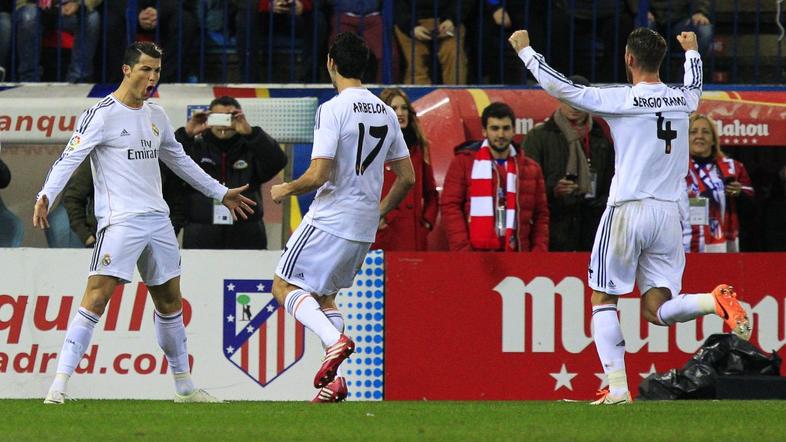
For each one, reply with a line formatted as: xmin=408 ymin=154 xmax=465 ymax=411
xmin=523 ymin=75 xmax=615 ymax=252
xmin=174 ymin=96 xmax=288 ymax=249
xmin=441 ymin=102 xmax=549 ymax=252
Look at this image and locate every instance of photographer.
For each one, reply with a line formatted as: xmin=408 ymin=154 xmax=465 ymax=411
xmin=174 ymin=96 xmax=287 ymax=249
xmin=523 ymin=75 xmax=615 ymax=251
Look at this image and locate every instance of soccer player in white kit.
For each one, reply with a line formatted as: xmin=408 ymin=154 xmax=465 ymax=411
xmin=33 ymin=42 xmax=256 ymax=404
xmin=509 ymin=28 xmax=752 ymax=404
xmin=270 ymin=32 xmax=415 ymax=402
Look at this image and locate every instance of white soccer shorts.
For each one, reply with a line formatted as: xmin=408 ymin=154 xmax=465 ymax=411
xmin=588 ymin=199 xmax=685 ymax=296
xmin=275 ymin=222 xmax=371 ymax=296
xmin=88 ymin=212 xmax=181 ymax=286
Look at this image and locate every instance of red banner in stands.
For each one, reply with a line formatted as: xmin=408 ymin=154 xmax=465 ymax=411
xmin=384 ymin=252 xmax=786 ymax=400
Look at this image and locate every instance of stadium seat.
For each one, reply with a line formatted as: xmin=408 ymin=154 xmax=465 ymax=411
xmin=44 ymin=204 xmax=83 ymax=248
xmin=0 ymin=197 xmax=24 ymax=247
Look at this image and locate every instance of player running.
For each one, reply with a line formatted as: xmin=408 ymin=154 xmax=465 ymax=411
xmin=34 ymin=41 xmax=255 ymax=404
xmin=270 ymin=32 xmax=415 ymax=403
xmin=509 ymin=28 xmax=751 ymax=405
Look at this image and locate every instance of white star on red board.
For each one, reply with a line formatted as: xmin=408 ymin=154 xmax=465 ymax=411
xmin=639 ymin=363 xmax=658 ymax=379
xmin=595 ymin=372 xmax=608 ymax=389
xmin=550 ymin=364 xmax=577 ymax=391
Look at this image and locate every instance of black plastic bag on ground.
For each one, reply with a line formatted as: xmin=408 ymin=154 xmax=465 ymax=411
xmin=639 ymin=333 xmax=782 ymax=400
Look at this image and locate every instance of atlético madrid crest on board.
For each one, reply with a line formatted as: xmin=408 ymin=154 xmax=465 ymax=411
xmin=222 ymin=279 xmax=305 ymax=387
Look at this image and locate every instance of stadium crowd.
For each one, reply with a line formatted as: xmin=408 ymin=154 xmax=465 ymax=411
xmin=0 ymin=0 xmax=717 ymax=84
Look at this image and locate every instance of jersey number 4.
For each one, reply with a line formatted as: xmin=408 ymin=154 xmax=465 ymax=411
xmin=355 ymin=123 xmax=388 ymax=175
xmin=656 ymin=112 xmax=677 ymax=154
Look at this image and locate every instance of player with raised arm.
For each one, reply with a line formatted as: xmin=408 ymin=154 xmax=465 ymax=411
xmin=33 ymin=42 xmax=255 ymax=404
xmin=270 ymin=32 xmax=415 ymax=403
xmin=509 ymin=28 xmax=751 ymax=404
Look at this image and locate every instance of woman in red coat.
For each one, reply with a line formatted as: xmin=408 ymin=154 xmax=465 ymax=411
xmin=371 ymin=88 xmax=439 ymax=251
xmin=683 ymin=113 xmax=754 ymax=252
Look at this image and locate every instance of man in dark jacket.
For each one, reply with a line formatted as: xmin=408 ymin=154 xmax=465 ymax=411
xmin=174 ymin=96 xmax=287 ymax=250
xmin=441 ymin=102 xmax=549 ymax=252
xmin=523 ymin=75 xmax=614 ymax=252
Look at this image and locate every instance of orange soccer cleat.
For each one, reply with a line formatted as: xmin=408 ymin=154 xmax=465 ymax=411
xmin=711 ymin=284 xmax=752 ymax=340
xmin=590 ymin=388 xmax=632 ymax=405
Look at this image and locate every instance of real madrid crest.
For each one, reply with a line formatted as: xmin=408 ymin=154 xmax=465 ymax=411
xmin=102 ymin=254 xmax=112 ymax=267
xmin=151 ymin=123 xmax=159 ymax=137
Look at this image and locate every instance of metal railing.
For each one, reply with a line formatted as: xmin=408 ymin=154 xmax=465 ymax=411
xmin=0 ymin=0 xmax=783 ymax=85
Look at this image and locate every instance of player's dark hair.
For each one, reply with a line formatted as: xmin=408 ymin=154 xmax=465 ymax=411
xmin=328 ymin=32 xmax=369 ymax=80
xmin=626 ymin=27 xmax=666 ymax=73
xmin=122 ymin=41 xmax=163 ymax=68
xmin=210 ymin=96 xmax=242 ymax=110
xmin=481 ymin=102 xmax=516 ymax=128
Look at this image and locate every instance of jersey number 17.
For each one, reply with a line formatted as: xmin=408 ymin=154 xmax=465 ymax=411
xmin=355 ymin=123 xmax=388 ymax=175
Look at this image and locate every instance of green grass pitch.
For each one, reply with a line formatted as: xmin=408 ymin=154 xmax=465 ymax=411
xmin=4 ymin=400 xmax=785 ymax=441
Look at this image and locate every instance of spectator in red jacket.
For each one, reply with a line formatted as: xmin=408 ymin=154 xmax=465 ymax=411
xmin=371 ymin=88 xmax=439 ymax=251
xmin=683 ymin=113 xmax=754 ymax=253
xmin=441 ymin=102 xmax=549 ymax=252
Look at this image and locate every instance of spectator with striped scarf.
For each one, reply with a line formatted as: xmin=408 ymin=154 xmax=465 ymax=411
xmin=683 ymin=113 xmax=754 ymax=252
xmin=441 ymin=102 xmax=549 ymax=252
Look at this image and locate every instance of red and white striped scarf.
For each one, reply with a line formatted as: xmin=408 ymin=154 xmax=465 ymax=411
xmin=469 ymin=141 xmax=519 ymax=251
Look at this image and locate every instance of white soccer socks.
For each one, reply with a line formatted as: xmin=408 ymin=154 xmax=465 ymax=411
xmin=154 ymin=309 xmax=195 ymax=396
xmin=591 ymin=304 xmax=629 ymax=396
xmin=656 ymin=293 xmax=716 ymax=325
xmin=322 ymin=308 xmax=345 ymax=377
xmin=285 ymin=290 xmax=341 ymax=347
xmin=49 ymin=307 xmax=100 ymax=394
xmin=322 ymin=308 xmax=345 ymax=334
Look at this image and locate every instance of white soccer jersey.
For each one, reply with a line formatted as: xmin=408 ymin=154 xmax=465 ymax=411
xmin=519 ymin=46 xmax=703 ymax=205
xmin=304 ymin=87 xmax=410 ymax=242
xmin=38 ymin=95 xmax=228 ymax=231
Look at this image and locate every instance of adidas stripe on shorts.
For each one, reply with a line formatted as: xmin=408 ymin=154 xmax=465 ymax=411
xmin=588 ymin=199 xmax=685 ymax=296
xmin=89 ymin=212 xmax=181 ymax=285
xmin=275 ymin=221 xmax=370 ymax=296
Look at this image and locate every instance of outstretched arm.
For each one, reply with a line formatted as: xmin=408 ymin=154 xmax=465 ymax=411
xmin=158 ymin=112 xmax=255 ymax=220
xmin=509 ymin=30 xmax=629 ymax=116
xmin=677 ymin=32 xmax=703 ymax=111
xmin=34 ymin=110 xmax=103 ymax=229
xmin=270 ymin=158 xmax=333 ymax=203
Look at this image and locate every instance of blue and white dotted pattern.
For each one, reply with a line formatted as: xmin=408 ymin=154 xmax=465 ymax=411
xmin=337 ymin=250 xmax=384 ymax=400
